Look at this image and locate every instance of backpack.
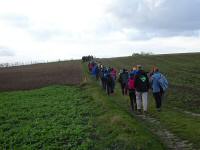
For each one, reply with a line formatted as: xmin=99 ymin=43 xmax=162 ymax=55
xmin=121 ymin=72 xmax=128 ymax=84
xmin=128 ymin=78 xmax=135 ymax=89
xmin=158 ymin=74 xmax=168 ymax=92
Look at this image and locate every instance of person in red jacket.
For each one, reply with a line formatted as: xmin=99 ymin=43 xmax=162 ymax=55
xmin=128 ymin=73 xmax=137 ymax=111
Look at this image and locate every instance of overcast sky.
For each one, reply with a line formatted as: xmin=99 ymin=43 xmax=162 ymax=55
xmin=0 ymin=0 xmax=200 ymax=63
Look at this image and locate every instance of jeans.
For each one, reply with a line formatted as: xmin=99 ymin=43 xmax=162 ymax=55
xmin=121 ymin=82 xmax=128 ymax=95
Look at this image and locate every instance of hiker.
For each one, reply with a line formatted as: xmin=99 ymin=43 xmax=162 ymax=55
xmin=135 ymin=65 xmax=150 ymax=114
xmin=151 ymin=67 xmax=168 ymax=111
xmin=88 ymin=62 xmax=93 ymax=73
xmin=106 ymin=71 xmax=115 ymax=95
xmin=92 ymin=64 xmax=97 ymax=77
xmin=128 ymin=73 xmax=137 ymax=111
xmin=110 ymin=68 xmax=117 ymax=90
xmin=95 ymin=64 xmax=100 ymax=80
xmin=102 ymin=68 xmax=108 ymax=90
xmin=99 ymin=66 xmax=105 ymax=87
xmin=118 ymin=69 xmax=129 ymax=95
xmin=129 ymin=66 xmax=137 ymax=79
xmin=111 ymin=68 xmax=117 ymax=80
xmin=92 ymin=64 xmax=100 ymax=80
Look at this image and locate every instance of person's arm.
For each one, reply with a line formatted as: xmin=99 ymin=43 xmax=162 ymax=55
xmin=135 ymin=75 xmax=138 ymax=88
xmin=146 ymin=74 xmax=150 ymax=90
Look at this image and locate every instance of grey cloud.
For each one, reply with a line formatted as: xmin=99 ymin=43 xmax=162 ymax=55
xmin=108 ymin=0 xmax=200 ymax=38
xmin=0 ymin=47 xmax=15 ymax=57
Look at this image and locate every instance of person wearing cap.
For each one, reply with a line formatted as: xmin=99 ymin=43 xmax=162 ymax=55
xmin=135 ymin=65 xmax=150 ymax=114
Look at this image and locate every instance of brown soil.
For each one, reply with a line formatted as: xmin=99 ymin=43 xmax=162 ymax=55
xmin=0 ymin=60 xmax=83 ymax=91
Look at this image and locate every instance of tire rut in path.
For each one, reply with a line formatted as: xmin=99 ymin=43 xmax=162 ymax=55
xmin=172 ymin=107 xmax=200 ymax=117
xmin=134 ymin=114 xmax=195 ymax=150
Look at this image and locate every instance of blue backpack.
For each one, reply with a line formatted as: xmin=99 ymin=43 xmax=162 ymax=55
xmin=158 ymin=74 xmax=168 ymax=91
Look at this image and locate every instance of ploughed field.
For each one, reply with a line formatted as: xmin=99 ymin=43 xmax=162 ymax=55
xmin=0 ymin=60 xmax=83 ymax=91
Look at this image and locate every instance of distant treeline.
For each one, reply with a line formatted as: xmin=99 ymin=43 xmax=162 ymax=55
xmin=82 ymin=55 xmax=94 ymax=62
xmin=132 ymin=52 xmax=154 ymax=56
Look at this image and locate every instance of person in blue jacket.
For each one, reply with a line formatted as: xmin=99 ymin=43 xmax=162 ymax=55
xmin=151 ymin=67 xmax=164 ymax=111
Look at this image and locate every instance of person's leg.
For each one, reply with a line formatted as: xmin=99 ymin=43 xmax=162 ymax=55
xmin=136 ymin=91 xmax=142 ymax=112
xmin=121 ymin=83 xmax=125 ymax=95
xmin=106 ymin=83 xmax=110 ymax=95
xmin=133 ymin=90 xmax=137 ymax=110
xmin=103 ymin=79 xmax=106 ymax=90
xmin=153 ymin=93 xmax=159 ymax=108
xmin=142 ymin=92 xmax=148 ymax=112
xmin=125 ymin=83 xmax=128 ymax=95
xmin=158 ymin=92 xmax=162 ymax=110
xmin=129 ymin=90 xmax=134 ymax=111
xmin=96 ymin=74 xmax=98 ymax=80
xmin=111 ymin=81 xmax=114 ymax=93
xmin=112 ymin=80 xmax=115 ymax=92
xmin=153 ymin=92 xmax=161 ymax=111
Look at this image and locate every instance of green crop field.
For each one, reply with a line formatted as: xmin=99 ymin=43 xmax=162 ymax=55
xmin=0 ymin=53 xmax=199 ymax=149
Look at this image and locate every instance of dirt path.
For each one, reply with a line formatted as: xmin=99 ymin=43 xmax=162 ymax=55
xmin=134 ymin=114 xmax=195 ymax=150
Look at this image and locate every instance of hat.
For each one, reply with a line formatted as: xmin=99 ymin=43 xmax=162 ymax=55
xmin=132 ymin=66 xmax=137 ymax=71
xmin=137 ymin=65 xmax=142 ymax=70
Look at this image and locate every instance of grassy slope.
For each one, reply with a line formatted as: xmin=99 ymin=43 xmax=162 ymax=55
xmin=0 ymin=86 xmax=165 ymax=148
xmin=98 ymin=53 xmax=200 ymax=149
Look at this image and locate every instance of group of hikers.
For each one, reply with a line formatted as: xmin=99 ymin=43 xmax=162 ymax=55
xmin=87 ymin=61 xmax=168 ymax=114
xmin=82 ymin=55 xmax=94 ymax=62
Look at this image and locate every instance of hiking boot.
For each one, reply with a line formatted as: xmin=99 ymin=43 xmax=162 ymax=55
xmin=157 ymin=108 xmax=161 ymax=112
xmin=136 ymin=109 xmax=142 ymax=115
xmin=143 ymin=111 xmax=148 ymax=115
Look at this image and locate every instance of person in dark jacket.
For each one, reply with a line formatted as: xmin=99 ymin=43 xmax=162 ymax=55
xmin=135 ymin=65 xmax=150 ymax=114
xmin=118 ymin=69 xmax=129 ymax=95
xmin=106 ymin=72 xmax=115 ymax=95
xmin=101 ymin=68 xmax=107 ymax=90
xmin=95 ymin=65 xmax=100 ymax=80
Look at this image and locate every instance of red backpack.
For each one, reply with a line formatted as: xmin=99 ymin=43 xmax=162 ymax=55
xmin=128 ymin=78 xmax=135 ymax=89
